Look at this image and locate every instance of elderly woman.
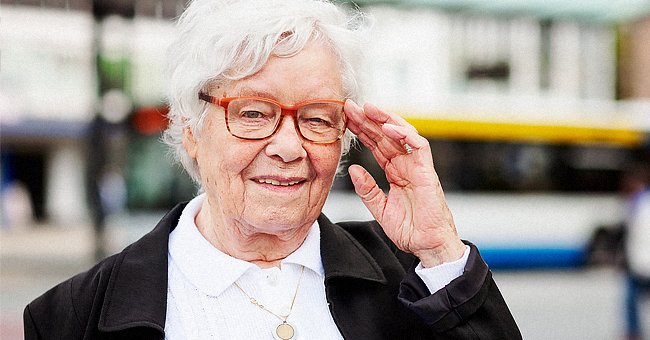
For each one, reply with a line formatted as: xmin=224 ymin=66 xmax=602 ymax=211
xmin=24 ymin=0 xmax=520 ymax=339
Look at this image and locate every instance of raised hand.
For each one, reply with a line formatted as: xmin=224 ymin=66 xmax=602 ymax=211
xmin=344 ymin=100 xmax=466 ymax=267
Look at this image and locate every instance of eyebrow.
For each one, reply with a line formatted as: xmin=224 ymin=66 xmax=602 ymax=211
xmin=237 ymin=87 xmax=277 ymax=99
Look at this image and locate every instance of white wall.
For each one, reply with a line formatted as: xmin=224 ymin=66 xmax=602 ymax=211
xmin=362 ymin=6 xmax=451 ymax=112
xmin=0 ymin=6 xmax=95 ymax=121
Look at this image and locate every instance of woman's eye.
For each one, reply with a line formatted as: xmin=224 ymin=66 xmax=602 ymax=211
xmin=303 ymin=116 xmax=333 ymax=128
xmin=241 ymin=110 xmax=265 ymax=119
xmin=309 ymin=117 xmax=327 ymax=124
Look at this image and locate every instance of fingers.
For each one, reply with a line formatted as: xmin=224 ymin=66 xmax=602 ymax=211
xmin=345 ymin=100 xmax=426 ymax=160
xmin=381 ymin=123 xmax=428 ymax=153
xmin=347 ymin=100 xmax=410 ymax=127
xmin=348 ymin=164 xmax=386 ymax=221
xmin=346 ymin=101 xmax=403 ymax=156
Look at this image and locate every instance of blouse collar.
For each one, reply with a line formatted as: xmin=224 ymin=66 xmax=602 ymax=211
xmin=168 ymin=193 xmax=324 ymax=297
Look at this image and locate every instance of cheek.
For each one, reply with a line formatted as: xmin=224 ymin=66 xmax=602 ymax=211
xmin=199 ymin=147 xmax=258 ymax=188
xmin=195 ymin=122 xmax=256 ymax=187
xmin=310 ymin=144 xmax=342 ymax=182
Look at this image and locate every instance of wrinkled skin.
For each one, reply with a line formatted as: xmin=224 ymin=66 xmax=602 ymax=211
xmin=183 ymin=40 xmax=343 ymax=267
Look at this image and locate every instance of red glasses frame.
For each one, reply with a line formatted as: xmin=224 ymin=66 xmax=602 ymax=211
xmin=198 ymin=92 xmax=347 ymax=144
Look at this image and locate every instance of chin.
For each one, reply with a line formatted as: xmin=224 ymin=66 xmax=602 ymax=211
xmin=246 ymin=208 xmax=317 ymax=232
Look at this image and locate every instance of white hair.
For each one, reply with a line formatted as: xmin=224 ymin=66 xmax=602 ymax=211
xmin=163 ymin=0 xmax=370 ymax=183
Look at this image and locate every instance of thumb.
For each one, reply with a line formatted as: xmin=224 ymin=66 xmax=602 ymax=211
xmin=348 ymin=164 xmax=386 ymax=221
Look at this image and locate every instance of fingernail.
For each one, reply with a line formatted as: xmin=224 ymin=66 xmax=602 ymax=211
xmin=345 ymin=99 xmax=362 ymax=113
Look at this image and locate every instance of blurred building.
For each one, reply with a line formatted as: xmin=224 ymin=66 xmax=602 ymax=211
xmin=1 ymin=1 xmax=185 ymax=227
xmin=1 ymin=0 xmax=649 ymax=231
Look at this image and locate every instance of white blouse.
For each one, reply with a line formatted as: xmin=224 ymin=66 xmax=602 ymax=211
xmin=164 ymin=194 xmax=469 ymax=339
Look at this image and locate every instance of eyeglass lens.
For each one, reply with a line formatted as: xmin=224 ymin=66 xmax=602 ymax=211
xmin=226 ymin=98 xmax=345 ymax=142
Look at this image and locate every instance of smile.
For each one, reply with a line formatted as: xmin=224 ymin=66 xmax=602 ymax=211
xmin=256 ymin=178 xmax=302 ymax=186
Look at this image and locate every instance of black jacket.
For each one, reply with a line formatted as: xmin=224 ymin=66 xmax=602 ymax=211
xmin=24 ymin=203 xmax=521 ymax=339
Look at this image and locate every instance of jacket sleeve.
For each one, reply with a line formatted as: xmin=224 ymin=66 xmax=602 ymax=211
xmin=398 ymin=243 xmax=522 ymax=339
xmin=23 ymin=278 xmax=86 ymax=340
xmin=23 ymin=304 xmax=41 ymax=340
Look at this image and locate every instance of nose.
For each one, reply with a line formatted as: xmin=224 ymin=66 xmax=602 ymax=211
xmin=264 ymin=115 xmax=307 ymax=162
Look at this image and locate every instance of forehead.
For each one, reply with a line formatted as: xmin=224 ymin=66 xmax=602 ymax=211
xmin=227 ymin=41 xmax=344 ymax=103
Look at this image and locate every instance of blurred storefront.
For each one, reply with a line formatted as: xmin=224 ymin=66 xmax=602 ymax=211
xmin=1 ymin=2 xmax=189 ymax=228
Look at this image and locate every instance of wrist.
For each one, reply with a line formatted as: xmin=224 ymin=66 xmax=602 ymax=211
xmin=414 ymin=239 xmax=466 ymax=268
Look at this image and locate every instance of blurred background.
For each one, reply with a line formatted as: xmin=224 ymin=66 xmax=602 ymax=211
xmin=1 ymin=0 xmax=650 ymax=339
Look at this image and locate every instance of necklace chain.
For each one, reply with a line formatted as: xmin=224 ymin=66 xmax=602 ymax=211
xmin=233 ymin=266 xmax=305 ymax=322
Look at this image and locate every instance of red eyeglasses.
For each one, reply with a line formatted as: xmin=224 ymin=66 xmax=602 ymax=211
xmin=199 ymin=92 xmax=346 ymax=144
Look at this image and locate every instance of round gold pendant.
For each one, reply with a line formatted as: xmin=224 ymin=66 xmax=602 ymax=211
xmin=275 ymin=322 xmax=295 ymax=340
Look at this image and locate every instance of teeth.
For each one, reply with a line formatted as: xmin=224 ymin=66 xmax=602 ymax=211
xmin=257 ymin=179 xmax=300 ymax=186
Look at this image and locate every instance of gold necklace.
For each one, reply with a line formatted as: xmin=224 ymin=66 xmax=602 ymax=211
xmin=234 ymin=266 xmax=305 ymax=340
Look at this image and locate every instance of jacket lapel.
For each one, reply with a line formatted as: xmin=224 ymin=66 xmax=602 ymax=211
xmin=318 ymin=214 xmax=387 ymax=283
xmin=319 ymin=214 xmax=398 ymax=339
xmin=318 ymin=214 xmax=430 ymax=340
xmin=97 ymin=203 xmax=186 ymax=333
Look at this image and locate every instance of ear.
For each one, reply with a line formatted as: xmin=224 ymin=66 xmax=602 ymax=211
xmin=182 ymin=127 xmax=199 ymax=159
